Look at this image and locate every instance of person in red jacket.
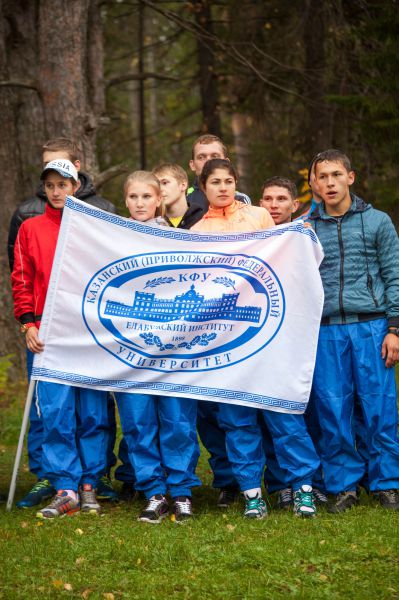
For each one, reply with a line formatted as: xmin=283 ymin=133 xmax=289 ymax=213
xmin=12 ymin=159 xmax=109 ymax=519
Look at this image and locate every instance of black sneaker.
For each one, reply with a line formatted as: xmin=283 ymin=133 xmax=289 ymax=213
xmin=138 ymin=494 xmax=169 ymax=523
xmin=277 ymin=487 xmax=293 ymax=510
xmin=313 ymin=487 xmax=328 ymax=505
xmin=378 ymin=489 xmax=399 ymax=510
xmin=173 ymin=496 xmax=193 ymax=523
xmin=328 ymin=491 xmax=358 ymax=514
xmin=119 ymin=482 xmax=137 ymax=502
xmin=217 ymin=487 xmax=239 ymax=508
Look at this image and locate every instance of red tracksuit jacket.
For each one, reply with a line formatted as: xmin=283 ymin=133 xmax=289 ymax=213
xmin=12 ymin=203 xmax=62 ymax=325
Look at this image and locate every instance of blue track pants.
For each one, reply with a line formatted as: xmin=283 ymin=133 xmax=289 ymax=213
xmin=312 ymin=319 xmax=399 ymax=493
xmin=218 ymin=403 xmax=319 ymax=492
xmin=116 ymin=393 xmax=201 ymax=499
xmin=197 ymin=400 xmax=238 ymax=489
xmin=37 ymin=381 xmax=109 ymax=491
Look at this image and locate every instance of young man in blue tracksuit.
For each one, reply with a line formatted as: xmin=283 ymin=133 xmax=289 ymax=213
xmin=260 ymin=176 xmax=327 ymax=510
xmin=309 ymin=148 xmax=399 ymax=512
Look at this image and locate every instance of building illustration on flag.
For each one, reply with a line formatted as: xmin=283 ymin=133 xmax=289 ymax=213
xmin=104 ymin=283 xmax=262 ymax=323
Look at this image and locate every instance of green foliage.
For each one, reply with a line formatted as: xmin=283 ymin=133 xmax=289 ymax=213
xmin=96 ymin=0 xmax=399 ymax=221
xmin=0 ymin=354 xmax=14 ymax=394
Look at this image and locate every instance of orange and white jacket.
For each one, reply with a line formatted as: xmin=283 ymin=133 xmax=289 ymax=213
xmin=190 ymin=200 xmax=275 ymax=233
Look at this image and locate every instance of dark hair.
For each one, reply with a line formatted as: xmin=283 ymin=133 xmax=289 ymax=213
xmin=42 ymin=137 xmax=81 ymax=163
xmin=261 ymin=176 xmax=297 ymax=200
xmin=312 ymin=149 xmax=352 ymax=178
xmin=200 ymin=158 xmax=238 ymax=188
xmin=192 ymin=134 xmax=228 ymax=159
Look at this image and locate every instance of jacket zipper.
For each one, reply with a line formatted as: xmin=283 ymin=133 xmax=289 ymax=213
xmin=337 ymin=218 xmax=346 ymax=323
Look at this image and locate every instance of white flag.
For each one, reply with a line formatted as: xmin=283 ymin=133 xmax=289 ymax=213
xmin=32 ymin=197 xmax=324 ymax=414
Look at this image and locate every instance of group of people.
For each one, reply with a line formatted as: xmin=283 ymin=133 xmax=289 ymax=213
xmin=8 ymin=134 xmax=399 ymax=523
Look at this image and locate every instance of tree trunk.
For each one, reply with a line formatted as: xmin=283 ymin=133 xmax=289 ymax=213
xmin=302 ymin=0 xmax=332 ymax=153
xmin=0 ymin=0 xmax=105 ymax=370
xmin=193 ymin=0 xmax=221 ymax=136
xmin=231 ymin=113 xmax=252 ymax=195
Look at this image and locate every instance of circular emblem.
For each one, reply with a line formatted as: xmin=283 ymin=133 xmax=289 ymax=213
xmin=82 ymin=251 xmax=285 ymax=372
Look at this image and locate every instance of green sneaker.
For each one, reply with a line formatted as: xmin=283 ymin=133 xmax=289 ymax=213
xmin=293 ymin=485 xmax=316 ymax=518
xmin=244 ymin=493 xmax=268 ymax=519
xmin=16 ymin=479 xmax=56 ymax=508
xmin=96 ymin=475 xmax=119 ymax=502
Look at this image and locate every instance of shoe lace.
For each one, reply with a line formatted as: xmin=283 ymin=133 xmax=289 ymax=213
xmin=279 ymin=488 xmax=293 ymax=503
xmin=47 ymin=492 xmax=68 ymax=509
xmin=297 ymin=491 xmax=313 ymax=507
xmin=175 ymin=497 xmax=192 ymax=514
xmin=313 ymin=487 xmax=327 ymax=502
xmin=30 ymin=479 xmax=51 ymax=493
xmin=246 ymin=497 xmax=262 ymax=511
xmin=80 ymin=488 xmax=97 ymax=504
xmin=381 ymin=490 xmax=398 ymax=501
xmin=219 ymin=488 xmax=235 ymax=503
xmin=147 ymin=496 xmax=165 ymax=511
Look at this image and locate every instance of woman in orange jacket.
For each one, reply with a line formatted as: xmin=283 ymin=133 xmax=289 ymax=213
xmin=191 ymin=160 xmax=274 ymax=233
xmin=191 ymin=159 xmax=320 ymax=520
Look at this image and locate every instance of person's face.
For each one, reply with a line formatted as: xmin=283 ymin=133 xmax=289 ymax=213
xmin=125 ymin=181 xmax=161 ymax=222
xmin=157 ymin=174 xmax=187 ymax=208
xmin=189 ymin=142 xmax=226 ymax=176
xmin=44 ymin=172 xmax=78 ymax=209
xmin=315 ymin=160 xmax=355 ymax=216
xmin=259 ymin=185 xmax=299 ymax=225
xmin=308 ymin=165 xmax=323 ymax=203
xmin=42 ymin=150 xmax=81 ymax=172
xmin=204 ymin=167 xmax=236 ymax=209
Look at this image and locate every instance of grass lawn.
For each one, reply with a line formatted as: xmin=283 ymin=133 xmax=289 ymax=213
xmin=0 ymin=380 xmax=398 ymax=599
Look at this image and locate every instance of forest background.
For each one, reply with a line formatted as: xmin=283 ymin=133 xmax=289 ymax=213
xmin=1 ymin=0 xmax=398 ymax=367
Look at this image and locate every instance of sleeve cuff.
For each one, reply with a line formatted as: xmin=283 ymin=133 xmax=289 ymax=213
xmin=20 ymin=312 xmax=35 ymax=325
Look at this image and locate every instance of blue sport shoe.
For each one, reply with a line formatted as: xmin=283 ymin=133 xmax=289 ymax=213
xmin=96 ymin=475 xmax=119 ymax=502
xmin=16 ymin=479 xmax=56 ymax=508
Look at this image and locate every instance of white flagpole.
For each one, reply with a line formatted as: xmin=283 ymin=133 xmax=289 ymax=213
xmin=6 ymin=380 xmax=36 ymax=511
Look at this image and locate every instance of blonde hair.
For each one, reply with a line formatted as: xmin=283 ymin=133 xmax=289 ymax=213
xmin=152 ymin=163 xmax=188 ymax=186
xmin=123 ymin=170 xmax=164 ymax=217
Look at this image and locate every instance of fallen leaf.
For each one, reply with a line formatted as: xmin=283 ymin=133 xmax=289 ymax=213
xmin=82 ymin=590 xmax=92 ymax=599
xmin=20 ymin=521 xmax=28 ymax=528
xmin=226 ymin=524 xmax=235 ymax=532
xmin=103 ymin=594 xmax=115 ymax=600
xmin=351 ymin=544 xmax=357 ymax=550
xmin=75 ymin=556 xmax=85 ymax=566
xmin=222 ymin=514 xmax=227 ymax=519
xmin=319 ymin=574 xmax=328 ymax=581
xmin=52 ymin=579 xmax=64 ymax=589
xmin=64 ymin=583 xmax=73 ymax=591
xmin=136 ymin=558 xmax=142 ymax=565
xmin=319 ymin=539 xmax=326 ymax=545
xmin=306 ymin=564 xmax=317 ymax=573
xmin=75 ymin=528 xmax=84 ymax=535
xmin=36 ymin=521 xmax=43 ymax=527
